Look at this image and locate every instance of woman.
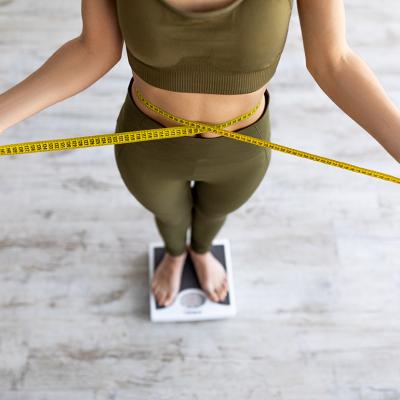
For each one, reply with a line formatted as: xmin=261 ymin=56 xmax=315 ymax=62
xmin=0 ymin=0 xmax=399 ymax=308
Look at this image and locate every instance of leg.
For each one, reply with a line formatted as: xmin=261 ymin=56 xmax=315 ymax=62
xmin=115 ymin=146 xmax=194 ymax=256
xmin=114 ymin=145 xmax=194 ymax=306
xmin=186 ymin=152 xmax=270 ymax=302
xmin=190 ymin=152 xmax=270 ymax=253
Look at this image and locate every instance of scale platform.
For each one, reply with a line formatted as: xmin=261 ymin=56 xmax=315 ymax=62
xmin=148 ymin=238 xmax=236 ymax=322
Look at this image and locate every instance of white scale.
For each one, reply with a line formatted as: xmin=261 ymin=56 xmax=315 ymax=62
xmin=148 ymin=238 xmax=236 ymax=322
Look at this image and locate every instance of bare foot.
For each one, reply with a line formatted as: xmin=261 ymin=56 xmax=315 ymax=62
xmin=151 ymin=250 xmax=187 ymax=306
xmin=187 ymin=245 xmax=229 ymax=302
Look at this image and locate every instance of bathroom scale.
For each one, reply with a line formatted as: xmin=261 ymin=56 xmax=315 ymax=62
xmin=148 ymin=238 xmax=237 ymax=322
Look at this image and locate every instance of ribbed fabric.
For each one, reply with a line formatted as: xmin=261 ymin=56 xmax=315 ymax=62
xmin=127 ymin=51 xmax=282 ymax=95
xmin=116 ymin=0 xmax=293 ymax=94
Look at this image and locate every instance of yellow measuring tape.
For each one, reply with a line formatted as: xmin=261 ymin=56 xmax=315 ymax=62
xmin=0 ymin=86 xmax=399 ymax=185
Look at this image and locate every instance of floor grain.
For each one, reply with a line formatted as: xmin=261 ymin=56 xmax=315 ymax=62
xmin=0 ymin=0 xmax=399 ymax=399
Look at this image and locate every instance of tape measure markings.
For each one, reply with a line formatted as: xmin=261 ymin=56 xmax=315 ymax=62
xmin=0 ymin=86 xmax=398 ymax=185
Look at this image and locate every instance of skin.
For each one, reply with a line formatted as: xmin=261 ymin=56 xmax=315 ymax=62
xmin=0 ymin=0 xmax=399 ymax=163
xmin=0 ymin=0 xmax=398 ymax=307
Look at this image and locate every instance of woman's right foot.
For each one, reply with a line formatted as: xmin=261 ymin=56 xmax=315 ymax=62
xmin=151 ymin=250 xmax=187 ymax=306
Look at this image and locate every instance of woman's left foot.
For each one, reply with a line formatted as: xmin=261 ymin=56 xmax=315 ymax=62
xmin=187 ymin=245 xmax=229 ymax=302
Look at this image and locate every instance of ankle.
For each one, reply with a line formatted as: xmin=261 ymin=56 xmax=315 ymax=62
xmin=188 ymin=245 xmax=209 ymax=256
xmin=165 ymin=249 xmax=187 ymax=258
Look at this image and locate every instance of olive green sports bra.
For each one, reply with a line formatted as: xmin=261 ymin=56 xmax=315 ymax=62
xmin=116 ymin=0 xmax=293 ymax=94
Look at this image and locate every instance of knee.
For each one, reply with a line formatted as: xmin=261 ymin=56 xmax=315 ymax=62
xmin=155 ymin=209 xmax=192 ymax=227
xmin=192 ymin=203 xmax=230 ymax=220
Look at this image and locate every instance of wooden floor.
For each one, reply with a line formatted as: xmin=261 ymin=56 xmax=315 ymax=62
xmin=0 ymin=0 xmax=399 ymax=399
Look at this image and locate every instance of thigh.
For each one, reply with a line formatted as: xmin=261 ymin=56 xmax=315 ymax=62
xmin=192 ymin=152 xmax=270 ymax=216
xmin=113 ymin=82 xmax=194 ymax=217
xmin=115 ymin=148 xmax=194 ymax=217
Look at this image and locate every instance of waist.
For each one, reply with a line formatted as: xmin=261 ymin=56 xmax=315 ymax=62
xmin=130 ymin=71 xmax=269 ymax=138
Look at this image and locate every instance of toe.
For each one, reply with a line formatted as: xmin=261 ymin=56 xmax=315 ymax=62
xmin=205 ymin=287 xmax=219 ymax=302
xmin=155 ymin=289 xmax=165 ymax=305
xmin=219 ymin=283 xmax=229 ymax=301
xmin=214 ymin=288 xmax=223 ymax=301
xmin=216 ymin=281 xmax=226 ymax=296
xmin=212 ymin=288 xmax=222 ymax=302
xmin=152 ymin=285 xmax=161 ymax=301
xmin=162 ymin=296 xmax=170 ymax=306
xmin=220 ymin=288 xmax=228 ymax=301
xmin=164 ymin=291 xmax=174 ymax=306
xmin=159 ymin=291 xmax=168 ymax=306
xmin=224 ymin=281 xmax=229 ymax=292
xmin=154 ymin=290 xmax=161 ymax=305
xmin=214 ymin=288 xmax=223 ymax=302
xmin=164 ymin=294 xmax=176 ymax=306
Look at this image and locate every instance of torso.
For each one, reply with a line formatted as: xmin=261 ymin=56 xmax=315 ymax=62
xmin=130 ymin=0 xmax=268 ymax=139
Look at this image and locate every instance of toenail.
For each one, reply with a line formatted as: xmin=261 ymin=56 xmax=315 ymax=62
xmin=207 ymin=291 xmax=216 ymax=301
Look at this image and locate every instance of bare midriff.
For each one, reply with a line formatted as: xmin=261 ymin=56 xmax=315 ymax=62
xmin=131 ymin=73 xmax=267 ymax=139
xmin=129 ymin=0 xmax=267 ymax=139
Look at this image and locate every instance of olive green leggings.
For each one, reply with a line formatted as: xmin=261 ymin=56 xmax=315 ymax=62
xmin=114 ymin=77 xmax=272 ymax=256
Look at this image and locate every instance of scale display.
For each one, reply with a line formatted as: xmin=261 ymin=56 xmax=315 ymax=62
xmin=149 ymin=238 xmax=236 ymax=322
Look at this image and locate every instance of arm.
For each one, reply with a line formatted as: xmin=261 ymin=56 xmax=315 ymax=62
xmin=298 ymin=0 xmax=400 ymax=163
xmin=0 ymin=0 xmax=123 ymax=134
